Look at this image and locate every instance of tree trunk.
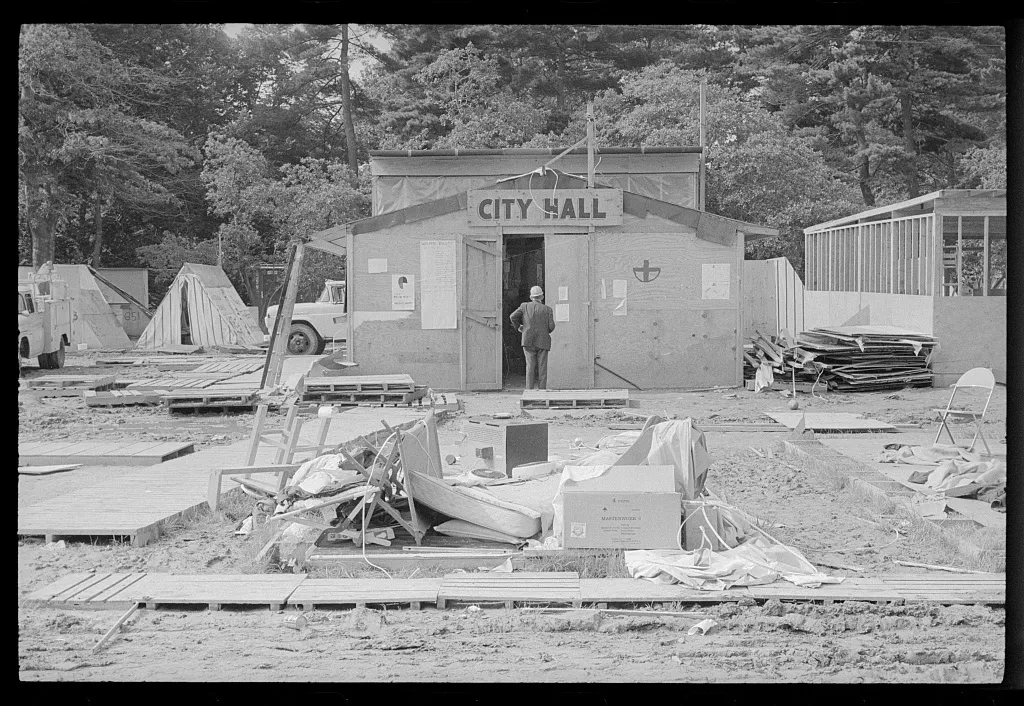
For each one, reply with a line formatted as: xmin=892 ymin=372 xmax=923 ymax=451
xmin=240 ymin=267 xmax=269 ymax=334
xmin=847 ymin=98 xmax=875 ymax=207
xmin=91 ymin=193 xmax=104 ymax=268
xmin=339 ymin=24 xmax=360 ymax=189
xmin=898 ymin=28 xmax=920 ymax=198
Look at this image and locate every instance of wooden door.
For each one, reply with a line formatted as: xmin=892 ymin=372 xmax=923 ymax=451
xmin=545 ymin=232 xmax=593 ymax=389
xmin=461 ymin=234 xmax=502 ymax=390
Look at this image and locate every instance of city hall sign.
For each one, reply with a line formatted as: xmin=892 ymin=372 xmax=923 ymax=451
xmin=468 ymin=189 xmax=623 ymax=226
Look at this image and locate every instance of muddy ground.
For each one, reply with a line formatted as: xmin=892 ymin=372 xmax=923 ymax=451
xmin=17 ymin=351 xmax=1007 ymax=682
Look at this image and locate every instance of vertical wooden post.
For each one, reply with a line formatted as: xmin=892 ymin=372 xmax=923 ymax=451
xmin=933 ymin=214 xmax=943 ymax=297
xmin=263 ymin=241 xmax=306 ymax=389
xmin=699 ymin=78 xmax=706 ymax=212
xmin=982 ymin=216 xmax=989 ymax=296
xmin=950 ymin=215 xmax=958 ymax=291
xmin=587 ymin=101 xmax=595 ymax=189
xmin=346 ymin=228 xmax=355 ymax=363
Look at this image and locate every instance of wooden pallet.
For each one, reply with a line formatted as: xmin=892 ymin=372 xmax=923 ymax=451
xmin=520 ymin=389 xmax=629 ymax=409
xmin=162 ymin=390 xmax=258 ymax=411
xmin=23 ymin=374 xmax=117 ymax=390
xmin=190 ymin=361 xmax=265 ymax=375
xmin=287 ymin=578 xmax=444 ymax=610
xmin=83 ymin=389 xmax=169 ymax=407
xmin=18 ymin=441 xmax=195 ymax=467
xmin=302 ymin=391 xmax=413 ymax=404
xmin=436 ymin=571 xmax=582 ymax=609
xmin=128 ymin=377 xmax=216 ymax=390
xmin=302 ymin=374 xmax=416 ymax=394
xmin=23 ymin=572 xmax=149 ymax=610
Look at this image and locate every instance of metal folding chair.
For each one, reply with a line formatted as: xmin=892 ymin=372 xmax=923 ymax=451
xmin=932 ymin=367 xmax=996 ymax=455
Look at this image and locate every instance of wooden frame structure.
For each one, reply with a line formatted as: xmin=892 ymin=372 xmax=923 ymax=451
xmin=804 ymin=190 xmax=1007 ymax=298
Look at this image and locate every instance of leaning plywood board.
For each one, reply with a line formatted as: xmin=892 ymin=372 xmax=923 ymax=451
xmin=19 ymin=464 xmax=81 ymax=476
xmin=404 ymin=470 xmax=541 ymax=538
xmin=766 ymin=412 xmax=897 ymax=432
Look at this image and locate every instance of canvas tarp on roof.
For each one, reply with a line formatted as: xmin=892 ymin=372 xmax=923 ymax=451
xmin=51 ymin=264 xmax=132 ymax=350
xmin=136 ymin=263 xmax=263 ymax=349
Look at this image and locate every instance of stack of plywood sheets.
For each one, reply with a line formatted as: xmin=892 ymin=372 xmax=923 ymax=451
xmin=746 ymin=326 xmax=937 ymax=392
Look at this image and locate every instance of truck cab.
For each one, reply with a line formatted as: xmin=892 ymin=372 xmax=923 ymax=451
xmin=265 ymin=279 xmax=347 ymax=355
xmin=18 ymin=271 xmax=72 ymax=372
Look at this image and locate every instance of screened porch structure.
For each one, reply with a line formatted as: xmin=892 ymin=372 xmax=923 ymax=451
xmin=801 ymin=190 xmax=1007 ymax=385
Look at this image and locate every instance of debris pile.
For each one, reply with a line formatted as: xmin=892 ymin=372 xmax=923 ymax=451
xmin=744 ymin=326 xmax=938 ymax=392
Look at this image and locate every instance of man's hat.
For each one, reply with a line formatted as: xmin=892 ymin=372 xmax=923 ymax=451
xmin=530 ymin=286 xmax=544 ymax=299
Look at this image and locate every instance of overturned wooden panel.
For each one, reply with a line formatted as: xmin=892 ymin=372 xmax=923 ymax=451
xmin=24 ymin=374 xmax=118 ymax=389
xmin=287 ymin=578 xmax=443 ymax=609
xmin=437 ymin=571 xmax=581 ymax=608
xmin=83 ymin=389 xmax=168 ymax=407
xmin=18 ymin=463 xmax=82 ymax=476
xmin=302 ymin=374 xmax=416 ymax=393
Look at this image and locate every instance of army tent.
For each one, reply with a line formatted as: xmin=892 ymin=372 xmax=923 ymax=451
xmin=136 ymin=263 xmax=263 ymax=349
xmin=47 ymin=264 xmax=133 ymax=350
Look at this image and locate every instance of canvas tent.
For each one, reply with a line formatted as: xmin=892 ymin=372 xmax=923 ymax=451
xmin=136 ymin=263 xmax=263 ymax=349
xmin=23 ymin=264 xmax=133 ymax=350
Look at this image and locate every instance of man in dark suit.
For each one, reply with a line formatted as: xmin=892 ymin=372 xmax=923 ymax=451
xmin=509 ymin=285 xmax=556 ymax=389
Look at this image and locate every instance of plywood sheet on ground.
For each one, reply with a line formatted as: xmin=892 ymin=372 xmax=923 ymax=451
xmin=18 ymin=441 xmax=195 ymax=466
xmin=766 ymin=412 xmax=896 ymax=431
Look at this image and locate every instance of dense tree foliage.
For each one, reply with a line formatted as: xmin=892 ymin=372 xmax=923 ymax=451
xmin=19 ymin=23 xmax=1006 ymax=304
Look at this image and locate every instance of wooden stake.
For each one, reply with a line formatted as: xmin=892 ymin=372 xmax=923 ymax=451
xmin=92 ymin=602 xmax=140 ymax=654
xmin=892 ymin=559 xmax=988 ymax=575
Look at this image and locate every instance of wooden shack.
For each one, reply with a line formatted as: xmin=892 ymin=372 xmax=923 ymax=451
xmin=303 ymin=148 xmax=777 ymax=391
xmin=802 ymin=189 xmax=1007 ymax=385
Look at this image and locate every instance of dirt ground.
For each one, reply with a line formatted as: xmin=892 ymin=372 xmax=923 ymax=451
xmin=17 ymin=351 xmax=1008 ymax=682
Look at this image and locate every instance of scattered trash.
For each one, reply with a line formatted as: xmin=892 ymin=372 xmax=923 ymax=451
xmin=687 ymin=618 xmax=718 ymax=636
xmin=284 ymin=614 xmax=307 ymax=630
xmin=44 ymin=540 xmax=67 ymax=552
xmin=234 ymin=516 xmax=253 ymax=536
xmin=788 ymin=399 xmax=800 ymax=410
xmin=482 ymin=558 xmax=514 ymax=573
xmin=466 ymin=605 xmax=481 ymax=613
xmin=445 ymin=454 xmax=460 ymax=465
xmin=492 ymin=413 xmax=513 ymax=419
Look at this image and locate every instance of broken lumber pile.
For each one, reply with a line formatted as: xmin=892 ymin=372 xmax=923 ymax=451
xmin=745 ymin=326 xmax=937 ymax=392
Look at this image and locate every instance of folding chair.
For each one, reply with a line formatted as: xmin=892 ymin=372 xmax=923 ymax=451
xmin=932 ymin=367 xmax=996 ymax=455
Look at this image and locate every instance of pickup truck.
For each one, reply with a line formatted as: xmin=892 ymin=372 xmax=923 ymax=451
xmin=265 ymin=279 xmax=347 ymax=355
xmin=18 ymin=271 xmax=72 ymax=374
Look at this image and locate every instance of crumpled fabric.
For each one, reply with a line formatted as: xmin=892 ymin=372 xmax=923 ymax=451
xmin=286 ymin=454 xmax=363 ymax=496
xmin=925 ymin=458 xmax=1005 ymax=491
xmin=625 ymin=536 xmax=843 ymax=591
xmin=879 ymin=444 xmax=980 ymax=466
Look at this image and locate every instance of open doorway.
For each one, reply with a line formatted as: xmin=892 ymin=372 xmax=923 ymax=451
xmin=502 ymin=234 xmax=545 ymax=388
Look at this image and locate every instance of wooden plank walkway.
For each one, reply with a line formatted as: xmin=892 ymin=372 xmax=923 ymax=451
xmin=18 ymin=441 xmax=195 ymax=467
xmin=83 ymin=389 xmax=169 ymax=407
xmin=520 ymin=389 xmax=629 ymax=409
xmin=288 ymin=578 xmax=443 ymax=610
xmin=436 ymin=572 xmax=581 ymax=609
xmin=24 ymin=572 xmax=1005 ymax=611
xmin=17 ymin=407 xmax=427 ymax=546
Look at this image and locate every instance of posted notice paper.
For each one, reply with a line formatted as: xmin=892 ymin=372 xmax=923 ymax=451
xmin=368 ymin=258 xmax=387 ymax=273
xmin=420 ymin=240 xmax=457 ymax=329
xmin=701 ymin=264 xmax=730 ymax=299
xmin=558 ymin=286 xmax=568 ymax=301
xmin=555 ymin=303 xmax=570 ymax=322
xmin=392 ymin=275 xmax=415 ymax=311
xmin=612 ymin=279 xmax=627 ymax=299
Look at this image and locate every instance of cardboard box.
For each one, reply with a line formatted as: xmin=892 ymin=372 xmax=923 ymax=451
xmin=562 ymin=465 xmax=681 ymax=549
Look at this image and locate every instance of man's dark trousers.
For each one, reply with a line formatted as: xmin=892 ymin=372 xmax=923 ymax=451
xmin=524 ymin=346 xmax=548 ymax=390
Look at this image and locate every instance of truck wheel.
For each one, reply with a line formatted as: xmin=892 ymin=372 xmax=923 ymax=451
xmin=287 ymin=323 xmax=321 ymax=356
xmin=38 ymin=338 xmax=66 ymax=369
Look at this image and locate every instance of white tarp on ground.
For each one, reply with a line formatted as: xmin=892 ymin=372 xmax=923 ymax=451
xmin=625 ymin=536 xmax=843 ymax=591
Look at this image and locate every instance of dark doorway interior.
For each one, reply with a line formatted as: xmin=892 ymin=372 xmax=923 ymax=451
xmin=502 ymin=234 xmax=545 ymax=388
xmin=180 ymin=281 xmax=193 ymax=345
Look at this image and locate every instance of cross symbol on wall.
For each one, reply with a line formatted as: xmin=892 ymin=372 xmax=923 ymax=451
xmin=633 ymin=259 xmax=661 ymax=283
